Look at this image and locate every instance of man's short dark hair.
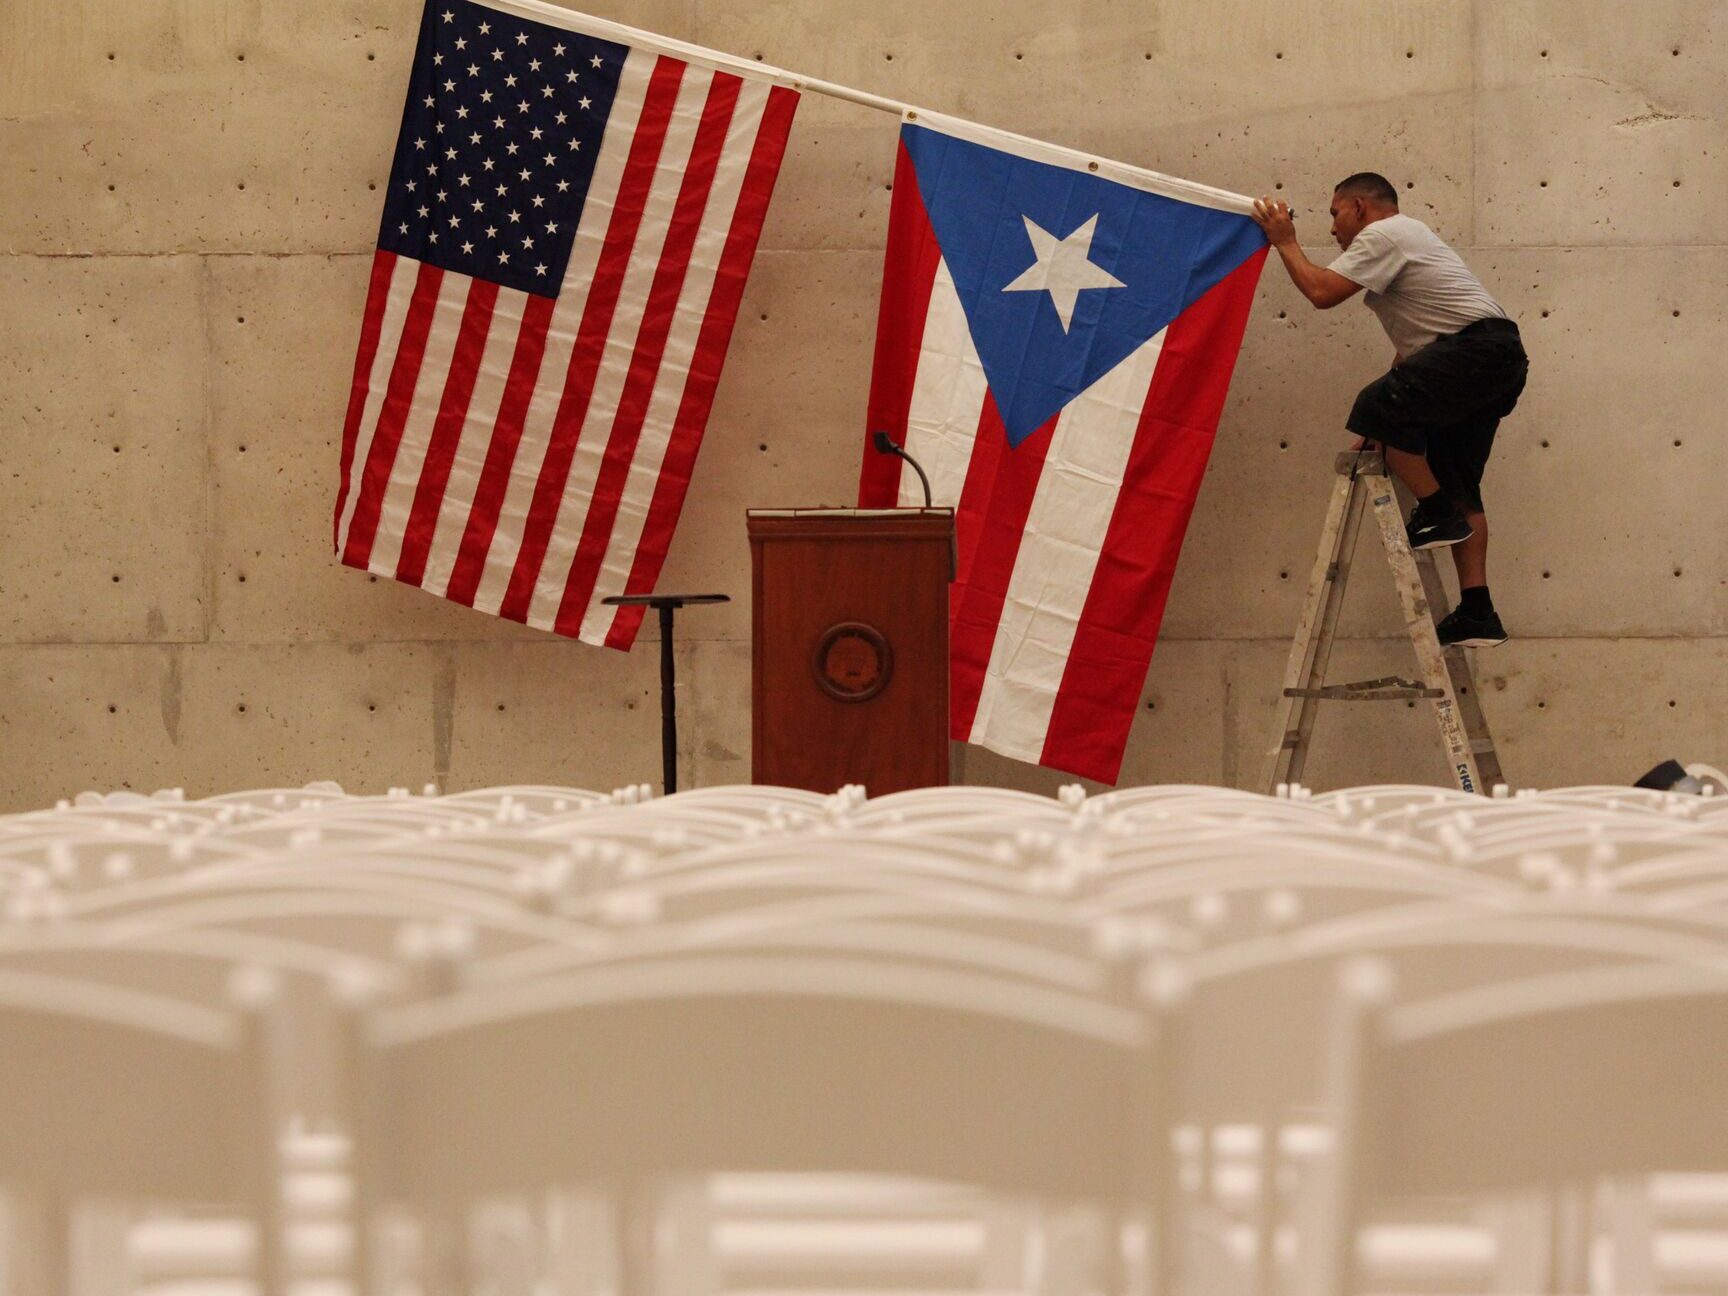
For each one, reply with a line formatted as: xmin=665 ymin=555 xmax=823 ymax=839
xmin=1334 ymin=172 xmax=1399 ymax=207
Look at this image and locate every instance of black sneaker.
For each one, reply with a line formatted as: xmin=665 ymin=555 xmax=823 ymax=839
xmin=1436 ymin=606 xmax=1508 ymax=647
xmin=1406 ymin=504 xmax=1474 ymax=550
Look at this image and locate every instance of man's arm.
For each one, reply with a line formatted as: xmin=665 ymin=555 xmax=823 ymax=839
xmin=1249 ymin=198 xmax=1364 ymax=310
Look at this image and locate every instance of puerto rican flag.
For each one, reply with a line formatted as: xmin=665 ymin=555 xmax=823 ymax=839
xmin=858 ymin=113 xmax=1266 ymax=784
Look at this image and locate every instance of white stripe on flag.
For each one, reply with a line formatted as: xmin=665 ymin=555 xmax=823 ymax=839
xmin=577 ymin=77 xmax=769 ymax=642
xmin=362 ymin=271 xmax=472 ymax=577
xmin=966 ymin=326 xmax=1168 ymax=762
xmin=466 ymin=46 xmax=657 ymax=615
xmin=522 ymin=62 xmax=714 ymax=629
xmin=417 ymin=286 xmax=530 ymax=598
xmin=335 ymin=260 xmax=416 ymax=550
xmin=898 ymin=260 xmax=989 ymax=510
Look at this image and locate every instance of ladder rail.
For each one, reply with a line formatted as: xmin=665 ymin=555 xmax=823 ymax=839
xmin=1364 ymin=480 xmax=1485 ymax=795
xmin=1262 ymin=468 xmax=1365 ymax=791
xmin=1413 ymin=549 xmax=1506 ymax=789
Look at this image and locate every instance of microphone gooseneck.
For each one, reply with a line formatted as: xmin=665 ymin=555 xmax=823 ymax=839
xmin=871 ymin=431 xmax=934 ymax=509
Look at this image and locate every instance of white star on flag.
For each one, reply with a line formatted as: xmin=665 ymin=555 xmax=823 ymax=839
xmin=1001 ymin=213 xmax=1126 ymax=333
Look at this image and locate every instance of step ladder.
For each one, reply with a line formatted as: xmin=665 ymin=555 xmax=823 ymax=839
xmin=1263 ymin=450 xmax=1504 ymax=796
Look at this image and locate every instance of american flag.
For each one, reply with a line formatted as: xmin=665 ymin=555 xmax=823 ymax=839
xmin=859 ymin=113 xmax=1266 ymax=784
xmin=335 ymin=0 xmax=798 ymax=647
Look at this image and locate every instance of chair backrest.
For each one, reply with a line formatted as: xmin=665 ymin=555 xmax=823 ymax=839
xmin=1173 ymin=904 xmax=1728 ymax=1125
xmin=1294 ymin=954 xmax=1728 ymax=1296
xmin=1366 ymin=960 xmax=1728 ymax=1194
xmin=0 ymin=969 xmax=273 ymax=1202
xmin=355 ymin=952 xmax=1158 ymax=1206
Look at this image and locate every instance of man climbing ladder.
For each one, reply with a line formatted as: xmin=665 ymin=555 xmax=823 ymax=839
xmin=1250 ymin=173 xmax=1530 ymax=647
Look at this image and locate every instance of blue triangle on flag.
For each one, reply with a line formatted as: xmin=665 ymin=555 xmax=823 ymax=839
xmin=902 ymin=124 xmax=1265 ymax=446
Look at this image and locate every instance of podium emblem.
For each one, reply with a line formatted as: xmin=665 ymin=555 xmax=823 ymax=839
xmin=812 ymin=622 xmax=893 ymax=703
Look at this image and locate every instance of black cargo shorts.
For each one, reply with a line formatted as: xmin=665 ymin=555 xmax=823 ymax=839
xmin=1346 ymin=317 xmax=1529 ymax=512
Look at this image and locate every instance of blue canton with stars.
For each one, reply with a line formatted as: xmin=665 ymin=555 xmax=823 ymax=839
xmin=902 ymin=125 xmax=1265 ymax=446
xmin=378 ymin=0 xmax=627 ymax=298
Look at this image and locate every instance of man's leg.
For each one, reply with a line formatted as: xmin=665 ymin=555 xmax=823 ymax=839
xmin=1383 ymin=446 xmax=1443 ymax=499
xmin=1452 ymin=509 xmax=1488 ymax=587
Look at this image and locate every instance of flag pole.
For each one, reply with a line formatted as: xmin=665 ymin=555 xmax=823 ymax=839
xmin=477 ymin=0 xmax=907 ymax=113
xmin=477 ymin=0 xmax=1255 ymax=212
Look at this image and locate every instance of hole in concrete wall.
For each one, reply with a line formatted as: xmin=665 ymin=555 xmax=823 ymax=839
xmin=111 ymin=574 xmax=121 ymax=583
xmin=369 ymin=182 xmax=377 ymax=191
xmin=758 ymin=443 xmax=768 ymax=452
xmin=1673 ymin=567 xmax=1683 ymax=577
xmin=496 ymin=703 xmax=506 ymax=712
xmin=884 ymin=52 xmax=894 ymax=61
xmin=368 ymin=704 xmax=377 ymax=713
xmin=1540 ymin=439 xmax=1550 ymax=447
xmin=1144 ymin=699 xmax=1157 ymax=711
xmin=1672 ymin=309 xmax=1681 ymax=317
xmin=1673 ymin=438 xmax=1682 ymax=447
xmin=368 ymin=575 xmax=378 ymax=583
xmin=1405 ymin=50 xmax=1414 ymax=59
xmin=1144 ymin=53 xmax=1152 ymax=61
xmin=108 ymin=704 xmax=117 ymax=714
xmin=107 ymin=184 xmax=116 ymax=192
xmin=368 ymin=52 xmax=376 ymax=61
xmin=1672 ymin=48 xmax=1681 ymax=57
xmin=1672 ymin=179 xmax=1682 ymax=187
xmin=1015 ymin=53 xmax=1023 ymax=61
xmin=237 ymin=182 xmax=246 ymax=191
xmin=1405 ymin=181 xmax=1414 ymax=190
xmin=1279 ymin=439 xmax=1289 ymax=450
xmin=1274 ymin=181 xmax=1283 ymax=190
xmin=1669 ymin=700 xmax=1677 ymax=708
xmin=1277 ymin=310 xmax=1287 ymax=319
xmin=1406 ymin=700 xmax=1416 ymax=709
xmin=1538 ymin=180 xmax=1548 ymax=188
xmin=237 ymin=574 xmax=247 ymax=583
xmin=1279 ymin=570 xmax=1290 ymax=580
xmin=754 ymin=53 xmax=763 ymax=62
xmin=1275 ymin=51 xmax=1283 ymax=60
xmin=107 ymin=52 xmax=115 ymax=61
xmin=1539 ymin=49 xmax=1548 ymax=58
xmin=237 ymin=704 xmax=248 ymax=714
xmin=1540 ymin=309 xmax=1550 ymax=317
xmin=1542 ymin=570 xmax=1552 ymax=579
xmin=237 ymin=315 xmax=246 ymax=324
xmin=759 ymin=312 xmax=768 ymax=321
xmin=239 ymin=444 xmax=247 ymax=452
xmin=1537 ymin=700 xmax=1547 ymax=710
xmin=112 ymin=445 xmax=121 ymax=453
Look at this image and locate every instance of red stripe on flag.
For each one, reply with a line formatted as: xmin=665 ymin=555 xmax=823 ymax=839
xmin=497 ymin=56 xmax=687 ymax=624
xmin=603 ymin=82 xmax=801 ymax=648
xmin=341 ymin=259 xmax=444 ymax=569
xmin=858 ymin=141 xmax=943 ymax=508
xmin=334 ymin=250 xmax=400 ymax=551
xmin=948 ymin=402 xmax=1059 ymax=739
xmin=443 ymin=293 xmax=557 ymax=607
xmin=552 ymin=71 xmax=743 ymax=636
xmin=395 ymin=278 xmax=500 ymax=588
xmin=1039 ymin=247 xmax=1268 ymax=783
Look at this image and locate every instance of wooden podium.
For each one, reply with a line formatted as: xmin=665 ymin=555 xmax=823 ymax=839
xmin=749 ymin=509 xmax=954 ymax=795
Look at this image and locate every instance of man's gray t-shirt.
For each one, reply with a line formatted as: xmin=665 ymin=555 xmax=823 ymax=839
xmin=1329 ymin=214 xmax=1507 ymax=358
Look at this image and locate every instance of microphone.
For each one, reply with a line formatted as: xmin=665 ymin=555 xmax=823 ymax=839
xmin=871 ymin=431 xmax=933 ymax=509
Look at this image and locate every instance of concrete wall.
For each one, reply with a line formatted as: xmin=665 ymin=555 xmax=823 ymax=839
xmin=2 ymin=0 xmax=1723 ymax=809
